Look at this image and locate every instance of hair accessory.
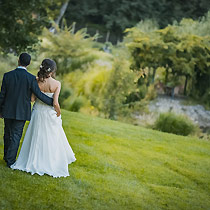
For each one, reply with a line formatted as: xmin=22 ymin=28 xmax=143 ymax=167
xmin=47 ymin=68 xmax=51 ymax=72
xmin=40 ymin=65 xmax=43 ymax=68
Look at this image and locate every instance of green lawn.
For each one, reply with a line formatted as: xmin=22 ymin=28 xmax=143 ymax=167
xmin=0 ymin=110 xmax=210 ymax=210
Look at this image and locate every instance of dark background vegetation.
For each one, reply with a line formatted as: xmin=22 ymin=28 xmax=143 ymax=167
xmin=1 ymin=0 xmax=210 ymax=51
xmin=65 ymin=0 xmax=210 ymax=43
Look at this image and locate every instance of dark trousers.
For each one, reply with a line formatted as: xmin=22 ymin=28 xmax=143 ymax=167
xmin=4 ymin=119 xmax=26 ymax=166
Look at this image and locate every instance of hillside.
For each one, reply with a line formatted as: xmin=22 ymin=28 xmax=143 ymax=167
xmin=0 ymin=110 xmax=210 ymax=210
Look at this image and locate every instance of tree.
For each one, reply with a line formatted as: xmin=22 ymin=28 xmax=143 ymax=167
xmin=0 ymin=0 xmax=65 ymax=54
xmin=64 ymin=0 xmax=210 ymax=43
xmin=40 ymin=24 xmax=108 ymax=74
xmin=125 ymin=18 xmax=210 ymax=98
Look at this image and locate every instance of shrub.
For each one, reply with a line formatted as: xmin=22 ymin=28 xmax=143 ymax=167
xmin=62 ymin=95 xmax=88 ymax=112
xmin=41 ymin=26 xmax=111 ymax=74
xmin=100 ymin=58 xmax=137 ymax=119
xmin=59 ymin=86 xmax=72 ymax=108
xmin=154 ymin=112 xmax=196 ymax=136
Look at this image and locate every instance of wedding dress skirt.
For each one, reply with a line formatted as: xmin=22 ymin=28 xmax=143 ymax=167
xmin=11 ymin=93 xmax=76 ymax=178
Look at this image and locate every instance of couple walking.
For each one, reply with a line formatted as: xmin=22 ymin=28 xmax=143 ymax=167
xmin=0 ymin=53 xmax=76 ymax=178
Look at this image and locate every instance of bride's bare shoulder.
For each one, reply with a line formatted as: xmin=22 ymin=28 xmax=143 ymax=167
xmin=50 ymin=78 xmax=61 ymax=90
xmin=52 ymin=78 xmax=61 ymax=87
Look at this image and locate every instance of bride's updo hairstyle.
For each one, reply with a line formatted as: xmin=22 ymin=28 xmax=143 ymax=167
xmin=38 ymin=58 xmax=57 ymax=82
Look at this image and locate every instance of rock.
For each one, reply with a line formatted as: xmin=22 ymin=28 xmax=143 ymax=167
xmin=135 ymin=95 xmax=210 ymax=132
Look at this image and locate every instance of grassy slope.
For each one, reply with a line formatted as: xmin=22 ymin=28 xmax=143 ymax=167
xmin=0 ymin=110 xmax=210 ymax=210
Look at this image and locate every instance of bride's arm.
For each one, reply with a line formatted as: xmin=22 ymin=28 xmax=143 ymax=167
xmin=53 ymin=82 xmax=61 ymax=117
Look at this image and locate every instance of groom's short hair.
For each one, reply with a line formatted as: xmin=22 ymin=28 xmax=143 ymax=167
xmin=19 ymin=52 xmax=31 ymax=67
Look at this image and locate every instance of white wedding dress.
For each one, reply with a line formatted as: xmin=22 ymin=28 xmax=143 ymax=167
xmin=11 ymin=92 xmax=76 ymax=178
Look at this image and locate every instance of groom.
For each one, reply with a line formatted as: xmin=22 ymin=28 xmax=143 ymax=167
xmin=0 ymin=52 xmax=53 ymax=167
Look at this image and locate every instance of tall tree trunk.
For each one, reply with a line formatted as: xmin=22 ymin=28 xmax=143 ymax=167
xmin=50 ymin=0 xmax=69 ymax=33
xmin=184 ymin=75 xmax=188 ymax=96
xmin=146 ymin=68 xmax=151 ymax=86
xmin=106 ymin=31 xmax=110 ymax=42
xmin=71 ymin=22 xmax=76 ymax=34
xmin=55 ymin=1 xmax=69 ymax=25
xmin=95 ymin=30 xmax=99 ymax=41
xmin=165 ymin=68 xmax=168 ymax=84
xmin=152 ymin=68 xmax=156 ymax=83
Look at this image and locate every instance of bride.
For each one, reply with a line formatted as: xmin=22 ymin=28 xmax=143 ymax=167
xmin=11 ymin=59 xmax=76 ymax=178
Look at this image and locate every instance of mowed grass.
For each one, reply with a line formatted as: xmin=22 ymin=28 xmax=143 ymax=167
xmin=0 ymin=110 xmax=210 ymax=210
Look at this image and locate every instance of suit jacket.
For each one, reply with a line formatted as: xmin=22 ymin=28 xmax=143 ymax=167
xmin=0 ymin=67 xmax=53 ymax=121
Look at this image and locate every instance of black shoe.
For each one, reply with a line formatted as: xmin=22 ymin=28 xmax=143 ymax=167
xmin=6 ymin=162 xmax=13 ymax=168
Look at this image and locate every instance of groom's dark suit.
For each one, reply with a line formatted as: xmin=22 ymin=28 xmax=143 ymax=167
xmin=0 ymin=67 xmax=53 ymax=166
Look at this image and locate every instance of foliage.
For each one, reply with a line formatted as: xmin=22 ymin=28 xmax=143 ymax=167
xmin=135 ymin=19 xmax=159 ymax=33
xmin=125 ymin=23 xmax=210 ymax=75
xmin=75 ymin=65 xmax=111 ymax=104
xmin=125 ymin=17 xmax=210 ymax=100
xmin=1 ymin=0 xmax=210 ymax=53
xmin=99 ymin=58 xmax=137 ymax=119
xmin=154 ymin=112 xmax=197 ymax=136
xmin=59 ymin=53 xmax=139 ymax=120
xmin=65 ymin=0 xmax=210 ymax=43
xmin=0 ymin=0 xmax=66 ymax=54
xmin=173 ymin=11 xmax=210 ymax=37
xmin=41 ymin=25 xmax=111 ymax=74
xmin=0 ymin=53 xmax=18 ymax=83
xmin=58 ymin=81 xmax=72 ymax=107
xmin=125 ymin=77 xmax=148 ymax=104
xmin=144 ymin=84 xmax=157 ymax=101
xmin=1 ymin=111 xmax=210 ymax=209
xmin=62 ymin=95 xmax=87 ymax=112
xmin=62 ymin=64 xmax=112 ymax=113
